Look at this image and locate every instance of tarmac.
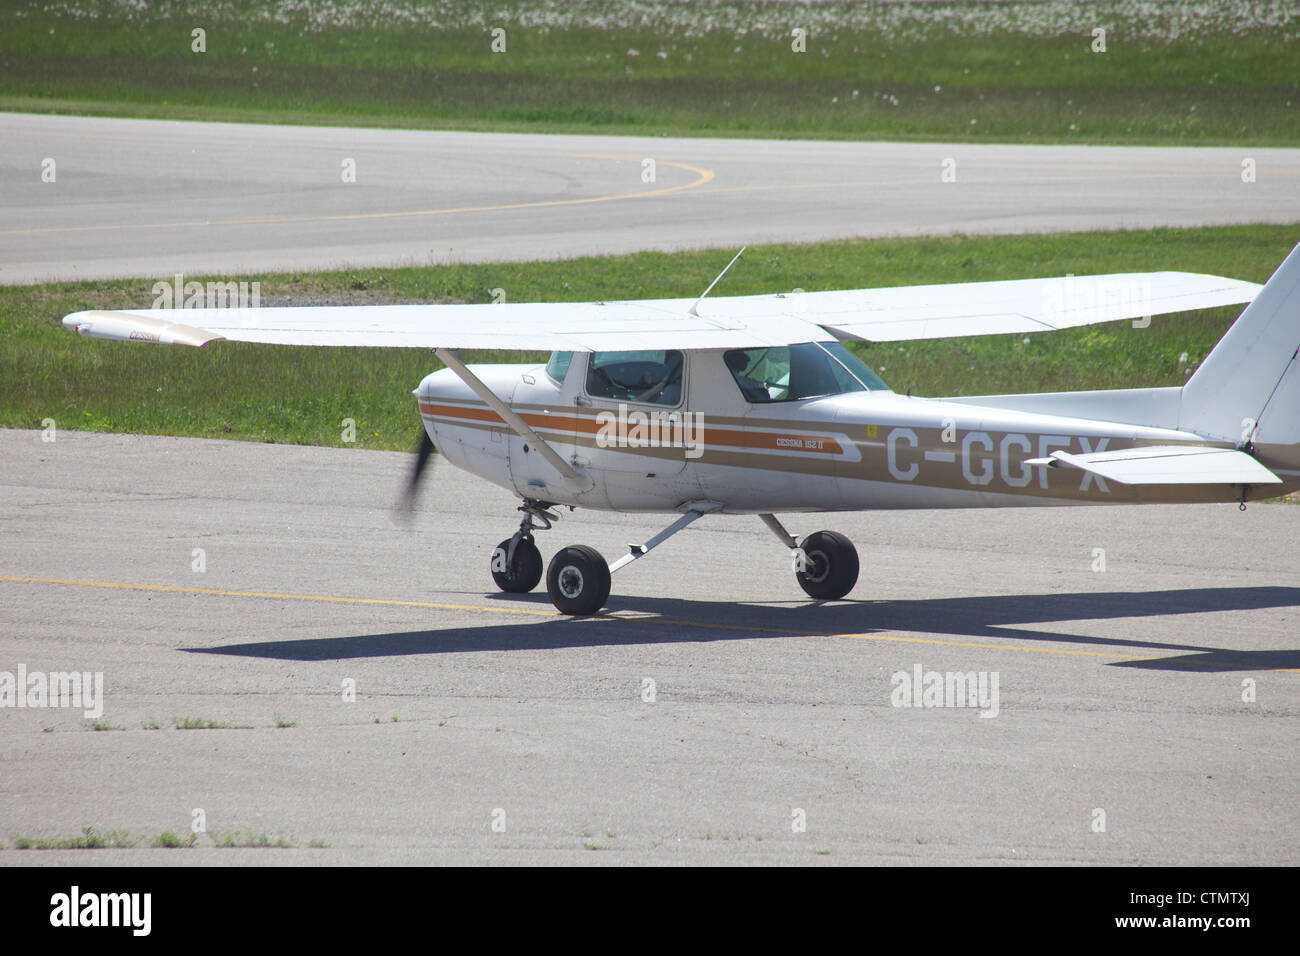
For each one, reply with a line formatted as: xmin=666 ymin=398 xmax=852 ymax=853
xmin=2 ymin=428 xmax=1296 ymax=864
xmin=4 ymin=112 xmax=1299 ymax=283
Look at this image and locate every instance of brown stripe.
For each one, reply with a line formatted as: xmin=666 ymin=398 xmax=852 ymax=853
xmin=439 ymin=396 xmax=849 ymax=432
xmin=421 ymin=402 xmax=844 ymax=454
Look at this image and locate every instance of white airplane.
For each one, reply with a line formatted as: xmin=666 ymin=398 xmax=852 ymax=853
xmin=63 ymin=243 xmax=1300 ymax=615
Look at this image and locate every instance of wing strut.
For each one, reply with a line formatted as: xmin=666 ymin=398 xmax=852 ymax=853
xmin=434 ymin=348 xmax=593 ymax=493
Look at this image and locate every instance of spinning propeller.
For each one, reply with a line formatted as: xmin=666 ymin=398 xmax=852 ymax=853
xmin=394 ymin=428 xmax=435 ymax=519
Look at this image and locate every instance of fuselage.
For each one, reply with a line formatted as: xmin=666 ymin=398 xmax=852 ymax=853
xmin=416 ymin=346 xmax=1300 ymax=514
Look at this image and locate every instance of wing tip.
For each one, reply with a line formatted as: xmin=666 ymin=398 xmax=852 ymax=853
xmin=62 ymin=310 xmax=223 ymax=347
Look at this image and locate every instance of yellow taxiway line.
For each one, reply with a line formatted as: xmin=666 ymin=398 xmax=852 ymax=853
xmin=0 ymin=159 xmax=714 ymax=237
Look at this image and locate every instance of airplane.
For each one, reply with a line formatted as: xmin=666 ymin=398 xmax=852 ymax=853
xmin=62 ymin=242 xmax=1300 ymax=616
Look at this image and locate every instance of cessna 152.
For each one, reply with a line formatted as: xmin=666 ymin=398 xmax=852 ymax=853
xmin=63 ymin=243 xmax=1300 ymax=615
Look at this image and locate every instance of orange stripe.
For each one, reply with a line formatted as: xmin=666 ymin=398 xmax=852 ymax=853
xmin=419 ymin=402 xmax=843 ymax=454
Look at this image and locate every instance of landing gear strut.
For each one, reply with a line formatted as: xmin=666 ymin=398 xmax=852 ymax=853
xmin=489 ymin=499 xmax=558 ymax=593
xmin=542 ymin=508 xmax=712 ymax=615
xmin=760 ymin=514 xmax=859 ymax=601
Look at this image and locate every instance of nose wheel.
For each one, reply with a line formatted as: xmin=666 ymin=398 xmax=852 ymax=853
xmin=490 ymin=535 xmax=543 ymax=592
xmin=489 ymin=499 xmax=559 ymax=594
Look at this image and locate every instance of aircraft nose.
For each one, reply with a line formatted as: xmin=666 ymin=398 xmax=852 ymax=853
xmin=415 ymin=367 xmax=451 ymax=403
xmin=414 ymin=367 xmax=464 ymax=435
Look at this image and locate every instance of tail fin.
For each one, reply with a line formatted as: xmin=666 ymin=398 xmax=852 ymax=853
xmin=1180 ymin=242 xmax=1300 ymax=446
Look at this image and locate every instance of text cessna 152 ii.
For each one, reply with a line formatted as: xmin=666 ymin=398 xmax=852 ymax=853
xmin=64 ymin=243 xmax=1300 ymax=615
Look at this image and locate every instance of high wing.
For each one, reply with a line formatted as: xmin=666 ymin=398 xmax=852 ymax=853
xmin=63 ymin=271 xmax=1261 ymax=350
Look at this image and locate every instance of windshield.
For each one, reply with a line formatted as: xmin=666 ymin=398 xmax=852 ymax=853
xmin=724 ymin=342 xmax=890 ymax=403
xmin=821 ymin=341 xmax=890 ymax=391
xmin=545 ymin=351 xmax=573 ymax=384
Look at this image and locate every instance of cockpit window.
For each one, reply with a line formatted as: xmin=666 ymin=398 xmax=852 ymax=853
xmin=724 ymin=342 xmax=890 ymax=403
xmin=546 ymin=351 xmax=573 ymax=384
xmin=586 ymin=350 xmax=683 ymax=406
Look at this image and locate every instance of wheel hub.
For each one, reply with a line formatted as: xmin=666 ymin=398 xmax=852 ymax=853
xmin=558 ymin=565 xmax=585 ymax=598
xmin=803 ymin=549 xmax=831 ymax=583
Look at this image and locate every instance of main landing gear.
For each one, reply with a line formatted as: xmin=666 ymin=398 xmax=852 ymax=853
xmin=546 ymin=545 xmax=611 ymax=616
xmin=489 ymin=501 xmax=860 ymax=615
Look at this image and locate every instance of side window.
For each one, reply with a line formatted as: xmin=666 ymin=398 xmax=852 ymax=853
xmin=725 ymin=343 xmax=870 ymax=403
xmin=586 ymin=350 xmax=683 ymax=406
xmin=546 ymin=351 xmax=573 ymax=384
xmin=725 ymin=347 xmax=791 ymax=402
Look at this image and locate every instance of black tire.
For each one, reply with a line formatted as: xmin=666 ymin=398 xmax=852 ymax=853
xmin=490 ymin=536 xmax=543 ymax=593
xmin=545 ymin=545 xmax=611 ymax=615
xmin=795 ymin=530 xmax=859 ymax=600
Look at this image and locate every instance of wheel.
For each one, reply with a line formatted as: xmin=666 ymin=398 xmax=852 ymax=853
xmin=490 ymin=536 xmax=543 ymax=593
xmin=545 ymin=545 xmax=611 ymax=615
xmin=795 ymin=530 xmax=859 ymax=600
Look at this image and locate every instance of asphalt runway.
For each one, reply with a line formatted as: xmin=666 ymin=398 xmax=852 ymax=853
xmin=3 ymin=112 xmax=1299 ymax=284
xmin=1 ymin=427 xmax=1296 ymax=864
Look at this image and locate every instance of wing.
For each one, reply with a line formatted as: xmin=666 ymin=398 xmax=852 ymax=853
xmin=62 ymin=271 xmax=1261 ymax=350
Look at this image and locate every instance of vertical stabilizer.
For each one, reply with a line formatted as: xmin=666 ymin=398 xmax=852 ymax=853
xmin=1180 ymin=242 xmax=1300 ymax=445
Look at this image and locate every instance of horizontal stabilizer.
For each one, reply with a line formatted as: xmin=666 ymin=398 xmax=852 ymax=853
xmin=1025 ymin=445 xmax=1281 ymax=486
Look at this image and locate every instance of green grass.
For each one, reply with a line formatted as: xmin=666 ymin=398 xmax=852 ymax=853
xmin=11 ymin=826 xmax=138 ymax=849
xmin=6 ymin=826 xmax=307 ymax=849
xmin=173 ymin=716 xmax=254 ymax=730
xmin=217 ymin=830 xmax=293 ymax=848
xmin=150 ymin=830 xmax=199 ymax=848
xmin=1 ymin=1 xmax=1295 ymax=144
xmin=3 ymin=225 xmax=1297 ymax=450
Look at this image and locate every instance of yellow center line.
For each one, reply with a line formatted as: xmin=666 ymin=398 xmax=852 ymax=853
xmin=0 ymin=159 xmax=714 ymax=237
xmin=1 ymin=575 xmax=553 ymax=617
xmin=7 ymin=575 xmax=1283 ymax=670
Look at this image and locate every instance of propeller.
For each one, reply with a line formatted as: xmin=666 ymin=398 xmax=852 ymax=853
xmin=394 ymin=428 xmax=435 ymax=520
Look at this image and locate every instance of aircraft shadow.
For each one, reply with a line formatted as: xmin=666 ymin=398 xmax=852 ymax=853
xmin=183 ymin=585 xmax=1300 ymax=673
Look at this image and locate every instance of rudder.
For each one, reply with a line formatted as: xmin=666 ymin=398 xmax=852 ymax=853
xmin=1180 ymin=242 xmax=1300 ymax=446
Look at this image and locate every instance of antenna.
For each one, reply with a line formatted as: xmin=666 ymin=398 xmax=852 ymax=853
xmin=689 ymin=246 xmax=746 ymax=317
